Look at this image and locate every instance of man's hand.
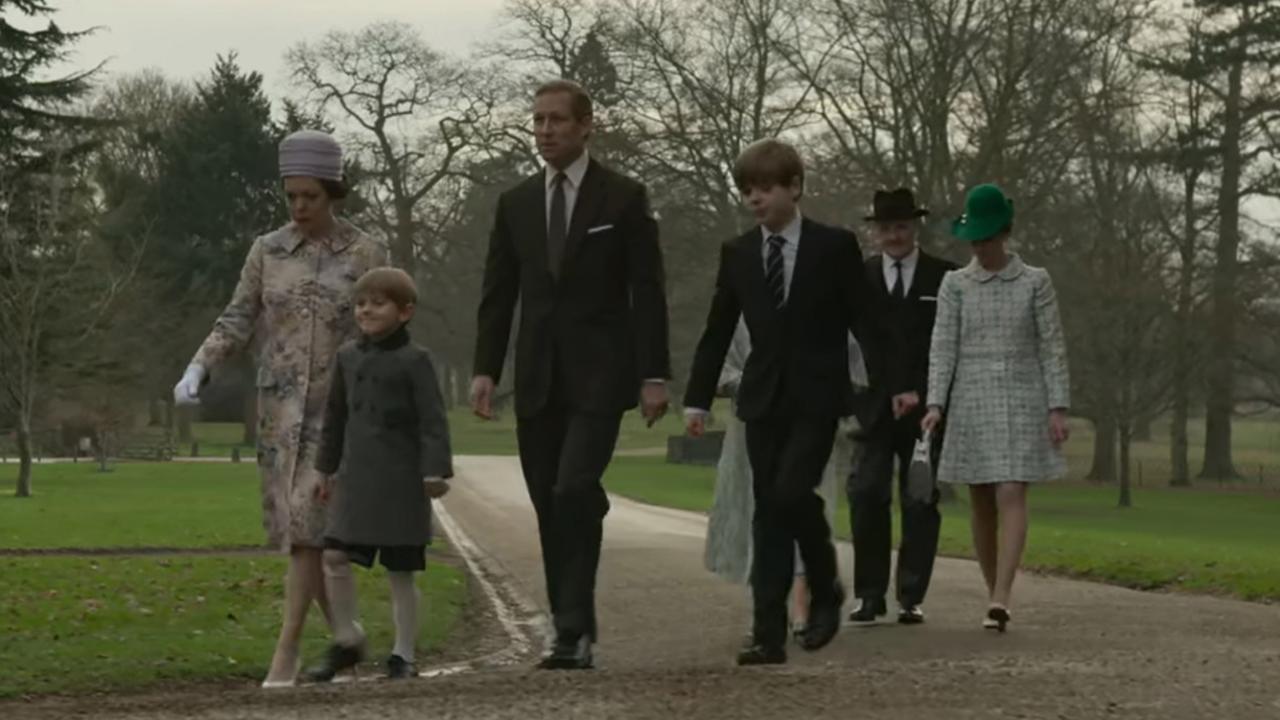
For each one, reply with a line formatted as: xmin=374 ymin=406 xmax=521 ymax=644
xmin=470 ymin=375 xmax=496 ymax=420
xmin=685 ymin=411 xmax=707 ymax=438
xmin=1049 ymin=409 xmax=1070 ymax=447
xmin=640 ymin=381 xmax=670 ymax=428
xmin=892 ymin=391 xmax=921 ymax=419
xmin=424 ymin=476 xmax=450 ymax=499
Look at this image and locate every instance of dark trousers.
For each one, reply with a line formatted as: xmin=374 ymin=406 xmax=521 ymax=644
xmin=848 ymin=417 xmax=941 ymax=607
xmin=745 ymin=415 xmax=839 ymax=648
xmin=516 ymin=397 xmax=622 ymax=644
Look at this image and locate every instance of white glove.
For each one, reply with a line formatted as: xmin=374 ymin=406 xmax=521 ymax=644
xmin=173 ymin=363 xmax=207 ymax=406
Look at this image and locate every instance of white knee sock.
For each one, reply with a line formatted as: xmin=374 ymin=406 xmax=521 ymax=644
xmin=388 ymin=571 xmax=419 ymax=662
xmin=322 ymin=549 xmax=364 ymax=647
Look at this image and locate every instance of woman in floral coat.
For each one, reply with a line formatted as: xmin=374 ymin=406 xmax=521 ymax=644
xmin=922 ymin=184 xmax=1070 ymax=633
xmin=173 ymin=130 xmax=389 ymax=687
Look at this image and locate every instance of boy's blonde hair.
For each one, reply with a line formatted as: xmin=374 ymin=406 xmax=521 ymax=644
xmin=354 ymin=267 xmax=417 ymax=309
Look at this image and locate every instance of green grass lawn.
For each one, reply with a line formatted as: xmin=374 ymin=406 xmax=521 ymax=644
xmin=0 ymin=462 xmax=468 ymax=697
xmin=0 ymin=555 xmax=463 ymax=698
xmin=177 ymin=408 xmax=685 ymax=460
xmin=0 ymin=462 xmax=263 ymax=549
xmin=181 ymin=412 xmax=1280 ymax=486
xmin=603 ymin=456 xmax=1280 ymax=602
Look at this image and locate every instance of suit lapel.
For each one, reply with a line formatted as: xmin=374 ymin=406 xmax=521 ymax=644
xmin=738 ymin=229 xmax=780 ymax=321
xmin=519 ymin=173 xmax=551 ymax=280
xmin=560 ymin=160 xmax=606 ymax=274
xmin=908 ymin=252 xmax=939 ymax=301
xmin=868 ymin=254 xmax=889 ymax=300
xmin=784 ymin=218 xmax=821 ymax=317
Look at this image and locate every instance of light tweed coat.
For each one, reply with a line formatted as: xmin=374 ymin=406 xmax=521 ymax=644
xmin=192 ymin=220 xmax=390 ymax=550
xmin=926 ymin=254 xmax=1070 ymax=485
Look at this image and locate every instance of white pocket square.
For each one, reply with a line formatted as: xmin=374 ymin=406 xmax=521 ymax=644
xmin=586 ymin=224 xmax=614 ymax=235
xmin=920 ymin=296 xmax=938 ymax=302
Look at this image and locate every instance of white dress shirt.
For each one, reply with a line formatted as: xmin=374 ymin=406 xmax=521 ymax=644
xmin=545 ymin=148 xmax=591 ymax=232
xmin=883 ymin=246 xmax=919 ymax=296
xmin=760 ymin=211 xmax=803 ymax=301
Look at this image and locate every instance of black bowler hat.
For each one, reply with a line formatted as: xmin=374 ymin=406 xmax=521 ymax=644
xmin=864 ymin=188 xmax=929 ymax=222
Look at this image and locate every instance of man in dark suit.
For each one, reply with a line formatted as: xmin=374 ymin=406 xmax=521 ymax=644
xmin=847 ymin=188 xmax=957 ymax=626
xmin=684 ymin=139 xmax=870 ymax=665
xmin=470 ymin=80 xmax=671 ymax=670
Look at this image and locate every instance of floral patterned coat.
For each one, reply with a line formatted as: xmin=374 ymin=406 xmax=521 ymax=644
xmin=191 ymin=220 xmax=390 ymax=550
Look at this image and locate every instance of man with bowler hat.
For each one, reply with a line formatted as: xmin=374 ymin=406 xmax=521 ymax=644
xmin=848 ymin=188 xmax=957 ymax=625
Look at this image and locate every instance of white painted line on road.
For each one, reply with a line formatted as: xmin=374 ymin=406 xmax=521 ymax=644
xmin=431 ymin=499 xmax=542 ymax=665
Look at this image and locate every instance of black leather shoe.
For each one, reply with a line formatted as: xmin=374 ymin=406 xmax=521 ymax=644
xmin=898 ymin=605 xmax=926 ymax=625
xmin=736 ymin=643 xmax=787 ymax=666
xmin=848 ymin=597 xmax=887 ymax=624
xmin=801 ymin=582 xmax=845 ymax=651
xmin=537 ymin=636 xmax=593 ymax=670
xmin=385 ymin=654 xmax=417 ymax=679
xmin=304 ymin=642 xmax=364 ymax=683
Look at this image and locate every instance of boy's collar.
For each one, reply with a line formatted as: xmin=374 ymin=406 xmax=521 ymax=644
xmin=360 ymin=323 xmax=410 ymax=350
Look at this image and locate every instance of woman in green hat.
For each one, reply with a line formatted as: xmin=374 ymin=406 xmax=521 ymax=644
xmin=920 ymin=184 xmax=1070 ymax=632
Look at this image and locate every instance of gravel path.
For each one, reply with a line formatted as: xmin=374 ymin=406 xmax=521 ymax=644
xmin=6 ymin=455 xmax=1279 ymax=719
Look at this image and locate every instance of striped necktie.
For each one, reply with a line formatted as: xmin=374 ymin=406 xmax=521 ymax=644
xmin=765 ymin=234 xmax=787 ymax=308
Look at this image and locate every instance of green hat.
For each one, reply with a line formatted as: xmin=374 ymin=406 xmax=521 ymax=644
xmin=951 ymin=184 xmax=1014 ymax=243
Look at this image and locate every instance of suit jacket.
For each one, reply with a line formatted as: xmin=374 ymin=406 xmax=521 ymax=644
xmin=684 ymin=218 xmax=871 ymax=421
xmin=854 ymin=250 xmax=958 ymax=431
xmin=473 ymin=158 xmax=671 ymax=418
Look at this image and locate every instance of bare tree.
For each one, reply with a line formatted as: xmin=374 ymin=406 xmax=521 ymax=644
xmin=285 ymin=22 xmax=495 ymax=272
xmin=0 ymin=145 xmax=144 ymax=496
xmin=797 ymin=0 xmax=1151 ymax=248
xmin=1143 ymin=1 xmax=1280 ymax=479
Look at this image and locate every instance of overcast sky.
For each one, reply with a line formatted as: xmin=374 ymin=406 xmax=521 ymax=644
xmin=46 ymin=0 xmax=510 ymax=95
xmin=29 ymin=1 xmax=1280 ymax=228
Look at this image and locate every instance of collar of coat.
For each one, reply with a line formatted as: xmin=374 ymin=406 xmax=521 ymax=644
xmin=962 ymin=253 xmax=1026 ymax=283
xmin=285 ymin=218 xmax=361 ymax=255
xmin=359 ymin=323 xmax=411 ymax=351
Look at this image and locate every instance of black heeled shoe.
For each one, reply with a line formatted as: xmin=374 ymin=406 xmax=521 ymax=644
xmin=985 ymin=605 xmax=1010 ymax=633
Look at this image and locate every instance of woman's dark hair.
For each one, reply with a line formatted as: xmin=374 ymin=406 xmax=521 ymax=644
xmin=319 ymin=177 xmax=349 ymax=200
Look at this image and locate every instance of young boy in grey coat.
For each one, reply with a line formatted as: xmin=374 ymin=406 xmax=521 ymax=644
xmin=308 ymin=267 xmax=453 ymax=681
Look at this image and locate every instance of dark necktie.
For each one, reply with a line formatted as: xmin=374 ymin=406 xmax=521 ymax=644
xmin=548 ymin=172 xmax=567 ymax=278
xmin=766 ymin=235 xmax=787 ymax=308
xmin=891 ymin=260 xmax=905 ymax=300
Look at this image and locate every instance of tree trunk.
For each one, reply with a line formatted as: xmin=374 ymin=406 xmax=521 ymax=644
xmin=1087 ymin=417 xmax=1117 ymax=483
xmin=1170 ymin=176 xmax=1196 ymax=487
xmin=148 ymin=397 xmax=164 ymax=426
xmin=177 ymin=407 xmax=193 ymax=443
xmin=1200 ymin=51 xmax=1244 ymax=480
xmin=1133 ymin=416 xmax=1152 ymax=442
xmin=14 ymin=413 xmax=33 ymax=498
xmin=1117 ymin=423 xmax=1132 ymax=508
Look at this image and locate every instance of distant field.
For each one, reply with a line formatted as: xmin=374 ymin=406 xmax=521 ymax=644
xmin=603 ymin=456 xmax=1280 ymax=603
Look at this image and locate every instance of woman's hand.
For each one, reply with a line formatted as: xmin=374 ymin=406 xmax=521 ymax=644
xmin=315 ymin=475 xmax=334 ymax=502
xmin=1049 ymin=409 xmax=1070 ymax=447
xmin=921 ymin=406 xmax=943 ymax=434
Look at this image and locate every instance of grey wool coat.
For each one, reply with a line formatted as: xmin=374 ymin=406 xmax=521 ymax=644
xmin=317 ymin=324 xmax=454 ymax=546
